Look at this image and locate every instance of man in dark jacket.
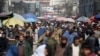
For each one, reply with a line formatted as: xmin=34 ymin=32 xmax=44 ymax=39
xmin=18 ymin=34 xmax=32 ymax=56
xmin=64 ymin=36 xmax=81 ymax=56
xmin=0 ymin=32 xmax=8 ymax=56
xmin=55 ymin=37 xmax=68 ymax=56
xmin=25 ymin=31 xmax=33 ymax=50
xmin=85 ymin=31 xmax=99 ymax=52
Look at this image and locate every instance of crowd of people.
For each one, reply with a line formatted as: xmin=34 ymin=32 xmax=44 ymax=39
xmin=0 ymin=21 xmax=100 ymax=56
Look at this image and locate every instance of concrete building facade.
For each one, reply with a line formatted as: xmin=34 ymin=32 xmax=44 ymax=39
xmin=49 ymin=0 xmax=79 ymax=17
xmin=79 ymin=0 xmax=100 ymax=17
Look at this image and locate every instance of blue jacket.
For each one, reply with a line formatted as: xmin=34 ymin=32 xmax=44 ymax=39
xmin=38 ymin=28 xmax=46 ymax=38
xmin=63 ymin=31 xmax=75 ymax=44
xmin=6 ymin=45 xmax=18 ymax=56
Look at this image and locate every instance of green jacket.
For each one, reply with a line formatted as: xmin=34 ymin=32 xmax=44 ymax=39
xmin=24 ymin=41 xmax=32 ymax=56
xmin=47 ymin=38 xmax=57 ymax=56
xmin=17 ymin=41 xmax=32 ymax=56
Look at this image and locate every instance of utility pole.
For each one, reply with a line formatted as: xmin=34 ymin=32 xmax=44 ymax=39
xmin=35 ymin=0 xmax=40 ymax=16
xmin=8 ymin=0 xmax=12 ymax=13
xmin=8 ymin=0 xmax=11 ymax=6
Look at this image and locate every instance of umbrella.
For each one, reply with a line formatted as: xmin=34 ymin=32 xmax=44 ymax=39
xmin=56 ymin=17 xmax=67 ymax=21
xmin=0 ymin=12 xmax=13 ymax=20
xmin=23 ymin=13 xmax=37 ymax=19
xmin=25 ymin=18 xmax=36 ymax=22
xmin=13 ymin=13 xmax=25 ymax=21
xmin=37 ymin=17 xmax=44 ymax=19
xmin=95 ymin=14 xmax=100 ymax=21
xmin=65 ymin=18 xmax=75 ymax=22
xmin=3 ymin=18 xmax=24 ymax=27
xmin=23 ymin=13 xmax=37 ymax=22
xmin=49 ymin=19 xmax=55 ymax=21
xmin=88 ymin=16 xmax=96 ymax=23
xmin=77 ymin=16 xmax=89 ymax=22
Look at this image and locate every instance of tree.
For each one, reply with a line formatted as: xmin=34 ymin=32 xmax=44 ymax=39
xmin=0 ymin=0 xmax=5 ymax=13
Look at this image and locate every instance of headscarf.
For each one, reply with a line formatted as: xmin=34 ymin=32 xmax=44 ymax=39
xmin=32 ymin=44 xmax=46 ymax=56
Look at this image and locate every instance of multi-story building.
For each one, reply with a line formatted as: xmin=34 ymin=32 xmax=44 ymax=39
xmin=94 ymin=0 xmax=100 ymax=15
xmin=0 ymin=0 xmax=5 ymax=13
xmin=3 ymin=0 xmax=9 ymax=13
xmin=4 ymin=0 xmax=37 ymax=15
xmin=4 ymin=0 xmax=51 ymax=16
xmin=21 ymin=0 xmax=36 ymax=14
xmin=40 ymin=0 xmax=53 ymax=16
xmin=40 ymin=0 xmax=50 ymax=7
xmin=50 ymin=0 xmax=66 ymax=6
xmin=49 ymin=0 xmax=79 ymax=17
xmin=3 ymin=0 xmax=26 ymax=14
xmin=23 ymin=0 xmax=51 ymax=16
xmin=12 ymin=1 xmax=26 ymax=15
xmin=72 ymin=0 xmax=79 ymax=16
xmin=50 ymin=0 xmax=67 ymax=16
xmin=79 ymin=0 xmax=100 ymax=17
